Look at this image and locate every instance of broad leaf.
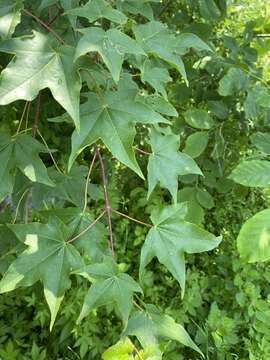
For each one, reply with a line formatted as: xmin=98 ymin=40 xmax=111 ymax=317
xmin=0 ymin=0 xmax=23 ymax=39
xmin=0 ymin=31 xmax=82 ymax=130
xmin=147 ymin=128 xmax=202 ymax=203
xmin=0 ymin=133 xmax=54 ymax=202
xmin=177 ymin=32 xmax=213 ymax=54
xmin=229 ymin=160 xmax=270 ymax=187
xmin=133 ymin=21 xmax=187 ymax=83
xmin=75 ymin=27 xmax=145 ymax=83
xmin=67 ymin=0 xmax=127 ymax=24
xmin=123 ymin=304 xmax=203 ymax=356
xmin=218 ymin=68 xmax=249 ymax=96
xmin=183 ymin=109 xmax=214 ymax=129
xmin=140 ymin=204 xmax=221 ymax=295
xmin=237 ymin=209 xmax=270 ymax=262
xmin=75 ymin=258 xmax=142 ymax=325
xmin=117 ymin=0 xmax=156 ymax=20
xmin=183 ymin=131 xmax=209 ymax=158
xmin=69 ymin=90 xmax=169 ymax=177
xmin=0 ymin=217 xmax=84 ymax=329
xmin=251 ymin=132 xmax=270 ymax=155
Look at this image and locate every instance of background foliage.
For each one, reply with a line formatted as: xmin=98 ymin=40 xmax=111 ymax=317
xmin=0 ymin=0 xmax=270 ymax=359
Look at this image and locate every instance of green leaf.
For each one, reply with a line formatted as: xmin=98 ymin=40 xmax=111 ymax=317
xmin=123 ymin=304 xmax=203 ymax=356
xmin=69 ymin=90 xmax=169 ymax=177
xmin=75 ymin=27 xmax=145 ymax=83
xmin=251 ymin=132 xmax=270 ymax=154
xmin=183 ymin=109 xmax=214 ymax=129
xmin=199 ymin=0 xmax=222 ymax=21
xmin=75 ymin=258 xmax=142 ymax=325
xmin=218 ymin=68 xmax=249 ymax=97
xmin=140 ymin=203 xmax=221 ymax=295
xmin=102 ymin=338 xmax=134 ymax=360
xmin=0 ymin=0 xmax=23 ymax=39
xmin=147 ymin=129 xmax=202 ymax=203
xmin=117 ymin=0 xmax=155 ymax=20
xmin=0 ymin=32 xmax=82 ymax=130
xmin=133 ymin=21 xmax=187 ymax=83
xmin=66 ymin=0 xmax=127 ymax=24
xmin=229 ymin=160 xmax=270 ymax=187
xmin=0 ymin=133 xmax=54 ymax=202
xmin=0 ymin=217 xmax=84 ymax=329
xmin=177 ymin=32 xmax=213 ymax=54
xmin=237 ymin=209 xmax=270 ymax=262
xmin=183 ymin=131 xmax=209 ymax=158
xmin=141 ymin=59 xmax=172 ymax=100
xmin=256 ymin=89 xmax=270 ymax=108
xmin=196 ymin=188 xmax=214 ymax=209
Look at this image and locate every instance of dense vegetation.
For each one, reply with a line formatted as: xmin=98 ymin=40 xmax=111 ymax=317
xmin=0 ymin=0 xmax=270 ymax=359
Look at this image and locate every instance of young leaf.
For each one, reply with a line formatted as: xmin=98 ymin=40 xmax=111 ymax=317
xmin=147 ymin=128 xmax=202 ymax=203
xmin=0 ymin=133 xmax=54 ymax=202
xmin=133 ymin=21 xmax=187 ymax=83
xmin=123 ymin=304 xmax=203 ymax=356
xmin=229 ymin=160 xmax=270 ymax=187
xmin=102 ymin=338 xmax=134 ymax=360
xmin=69 ymin=90 xmax=169 ymax=177
xmin=0 ymin=217 xmax=84 ymax=330
xmin=140 ymin=203 xmax=221 ymax=295
xmin=183 ymin=109 xmax=214 ymax=129
xmin=0 ymin=0 xmax=23 ymax=39
xmin=75 ymin=258 xmax=142 ymax=325
xmin=66 ymin=0 xmax=127 ymax=24
xmin=237 ymin=209 xmax=270 ymax=262
xmin=0 ymin=32 xmax=82 ymax=130
xmin=75 ymin=27 xmax=145 ymax=83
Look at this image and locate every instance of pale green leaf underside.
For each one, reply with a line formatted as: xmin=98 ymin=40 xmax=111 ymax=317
xmin=0 ymin=31 xmax=82 ymax=130
xmin=229 ymin=160 xmax=270 ymax=187
xmin=0 ymin=0 xmax=23 ymax=39
xmin=140 ymin=204 xmax=221 ymax=295
xmin=69 ymin=91 xmax=169 ymax=177
xmin=237 ymin=209 xmax=270 ymax=262
xmin=147 ymin=129 xmax=202 ymax=203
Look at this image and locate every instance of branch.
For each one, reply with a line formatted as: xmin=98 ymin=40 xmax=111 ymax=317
xmin=134 ymin=147 xmax=151 ymax=156
xmin=82 ymin=151 xmax=97 ymax=214
xmin=112 ymin=209 xmax=152 ymax=228
xmin=22 ymin=9 xmax=66 ymax=45
xmin=95 ymin=145 xmax=115 ymax=256
xmin=68 ymin=211 xmax=106 ymax=243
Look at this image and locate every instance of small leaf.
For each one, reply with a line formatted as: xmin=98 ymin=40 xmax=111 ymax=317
xmin=184 ymin=109 xmax=214 ymax=129
xmin=123 ymin=304 xmax=203 ymax=356
xmin=196 ymin=188 xmax=214 ymax=209
xmin=140 ymin=203 xmax=221 ymax=295
xmin=147 ymin=128 xmax=202 ymax=203
xmin=237 ymin=209 xmax=270 ymax=262
xmin=229 ymin=160 xmax=270 ymax=187
xmin=183 ymin=131 xmax=209 ymax=158
xmin=76 ymin=258 xmax=142 ymax=325
xmin=66 ymin=0 xmax=127 ymax=24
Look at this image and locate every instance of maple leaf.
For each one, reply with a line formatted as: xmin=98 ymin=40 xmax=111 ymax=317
xmin=147 ymin=128 xmax=202 ymax=203
xmin=75 ymin=257 xmax=142 ymax=326
xmin=0 ymin=31 xmax=82 ymax=130
xmin=74 ymin=27 xmax=145 ymax=83
xmin=140 ymin=203 xmax=222 ymax=295
xmin=0 ymin=133 xmax=54 ymax=202
xmin=68 ymin=90 xmax=169 ymax=177
xmin=0 ymin=217 xmax=84 ymax=329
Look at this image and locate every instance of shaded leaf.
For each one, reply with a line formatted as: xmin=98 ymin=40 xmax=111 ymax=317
xmin=183 ymin=131 xmax=209 ymax=158
xmin=218 ymin=68 xmax=249 ymax=96
xmin=184 ymin=109 xmax=214 ymax=129
xmin=229 ymin=160 xmax=270 ymax=187
xmin=0 ymin=0 xmax=23 ymax=39
xmin=251 ymin=132 xmax=270 ymax=155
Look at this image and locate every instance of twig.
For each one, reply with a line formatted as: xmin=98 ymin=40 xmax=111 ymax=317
xmin=22 ymin=9 xmax=65 ymax=45
xmin=33 ymin=93 xmax=42 ymax=138
xmin=82 ymin=152 xmax=97 ymax=214
xmin=95 ymin=145 xmax=115 ymax=256
xmin=256 ymin=34 xmax=270 ymax=38
xmin=67 ymin=211 xmax=106 ymax=243
xmin=12 ymin=189 xmax=29 ymax=224
xmin=134 ymin=147 xmax=151 ymax=156
xmin=112 ymin=209 xmax=152 ymax=228
xmin=16 ymin=102 xmax=29 ymax=135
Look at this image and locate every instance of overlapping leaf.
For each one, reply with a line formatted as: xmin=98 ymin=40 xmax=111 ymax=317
xmin=0 ymin=217 xmax=84 ymax=329
xmin=67 ymin=0 xmax=127 ymax=24
xmin=229 ymin=160 xmax=270 ymax=187
xmin=147 ymin=128 xmax=202 ymax=203
xmin=0 ymin=0 xmax=23 ymax=39
xmin=0 ymin=133 xmax=54 ymax=202
xmin=75 ymin=258 xmax=142 ymax=325
xmin=68 ymin=90 xmax=169 ymax=177
xmin=140 ymin=204 xmax=222 ymax=295
xmin=0 ymin=31 xmax=82 ymax=130
xmin=75 ymin=27 xmax=145 ymax=82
